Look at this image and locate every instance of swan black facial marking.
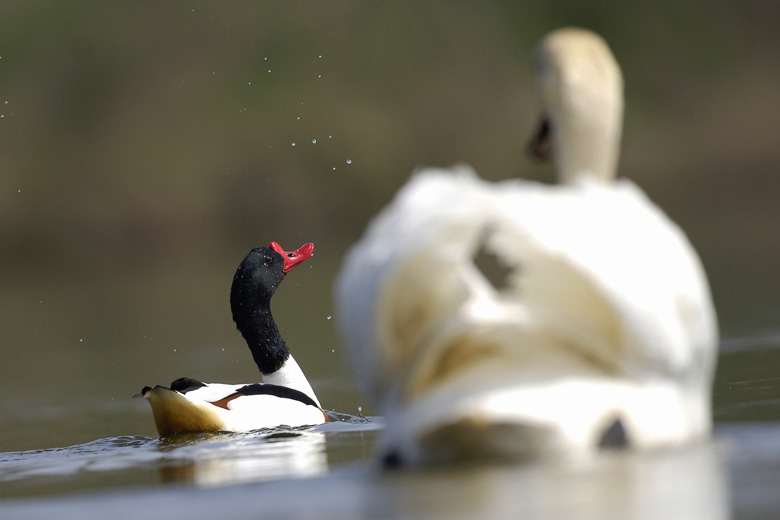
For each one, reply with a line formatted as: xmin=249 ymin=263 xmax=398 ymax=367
xmin=529 ymin=118 xmax=552 ymax=161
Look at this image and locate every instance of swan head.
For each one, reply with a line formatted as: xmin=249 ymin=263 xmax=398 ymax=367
xmin=529 ymin=28 xmax=624 ymax=184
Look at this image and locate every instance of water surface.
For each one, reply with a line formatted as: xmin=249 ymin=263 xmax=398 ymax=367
xmin=2 ymin=333 xmax=780 ymax=519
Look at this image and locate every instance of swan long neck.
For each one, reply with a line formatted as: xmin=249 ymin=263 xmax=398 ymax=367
xmin=535 ymin=28 xmax=624 ymax=184
xmin=552 ymin=81 xmax=623 ymax=184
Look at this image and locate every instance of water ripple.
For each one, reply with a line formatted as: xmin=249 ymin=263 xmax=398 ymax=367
xmin=0 ymin=415 xmax=382 ymax=493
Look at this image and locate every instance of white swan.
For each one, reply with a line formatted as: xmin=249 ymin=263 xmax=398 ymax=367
xmin=334 ymin=28 xmax=718 ymax=465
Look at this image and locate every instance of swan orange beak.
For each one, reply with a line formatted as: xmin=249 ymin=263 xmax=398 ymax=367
xmin=269 ymin=242 xmax=315 ymax=273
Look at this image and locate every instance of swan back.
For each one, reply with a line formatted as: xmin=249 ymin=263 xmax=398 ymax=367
xmin=337 ymin=167 xmax=716 ymax=403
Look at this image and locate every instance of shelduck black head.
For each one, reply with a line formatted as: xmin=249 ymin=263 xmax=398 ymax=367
xmin=231 ymin=242 xmax=314 ymax=301
xmin=230 ymin=242 xmax=314 ymax=374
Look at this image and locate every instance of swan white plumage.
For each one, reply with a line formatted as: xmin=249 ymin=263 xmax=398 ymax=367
xmin=334 ymin=28 xmax=718 ymax=465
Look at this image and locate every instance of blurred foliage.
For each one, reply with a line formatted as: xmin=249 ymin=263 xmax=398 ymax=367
xmin=0 ymin=1 xmax=778 ymax=446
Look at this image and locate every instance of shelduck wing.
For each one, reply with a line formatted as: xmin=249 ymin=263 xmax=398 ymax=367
xmin=231 ymin=383 xmax=321 ymax=408
xmin=169 ymin=377 xmax=207 ymax=393
xmin=213 ymin=384 xmax=328 ymax=430
xmin=141 ymin=381 xmax=327 ymax=435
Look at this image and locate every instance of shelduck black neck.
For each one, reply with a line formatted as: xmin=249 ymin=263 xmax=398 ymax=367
xmin=235 ymin=304 xmax=289 ymax=375
xmin=230 ymin=247 xmax=290 ymax=375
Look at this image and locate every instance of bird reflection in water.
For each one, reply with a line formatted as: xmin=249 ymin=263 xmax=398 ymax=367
xmin=155 ymin=428 xmax=327 ymax=487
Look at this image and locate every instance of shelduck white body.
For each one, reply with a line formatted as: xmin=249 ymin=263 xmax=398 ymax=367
xmin=140 ymin=242 xmax=327 ymax=436
xmin=334 ymin=28 xmax=717 ymax=465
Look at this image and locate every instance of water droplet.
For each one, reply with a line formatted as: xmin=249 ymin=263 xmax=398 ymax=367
xmin=264 ymin=57 xmax=268 ymax=61
xmin=327 ymin=315 xmax=332 ymax=320
xmin=331 ymin=349 xmax=335 ymax=353
xmin=173 ymin=349 xmax=177 ymax=352
xmin=317 ymin=74 xmax=322 ymax=78
xmin=248 ymin=82 xmax=252 ymax=86
xmin=332 ymin=167 xmax=336 ymax=171
xmin=79 ymin=338 xmax=84 ymax=342
xmin=268 ymin=69 xmax=271 ymax=73
xmin=312 ymin=139 xmax=317 ymax=144
xmin=328 ymin=135 xmax=332 ymax=139
xmin=17 ymin=189 xmax=21 ymax=193
xmin=357 ymin=406 xmax=363 ymax=416
xmin=346 ymin=159 xmax=352 ymax=165
xmin=291 ymin=142 xmax=296 ymax=147
xmin=297 ymin=116 xmax=301 ymax=120
xmin=318 ymin=55 xmax=322 ymax=59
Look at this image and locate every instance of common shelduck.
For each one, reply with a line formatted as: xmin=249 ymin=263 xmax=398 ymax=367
xmin=334 ymin=28 xmax=718 ymax=465
xmin=139 ymin=241 xmax=327 ymax=436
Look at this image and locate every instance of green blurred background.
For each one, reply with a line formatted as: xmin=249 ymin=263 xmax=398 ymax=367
xmin=1 ymin=1 xmax=778 ymax=451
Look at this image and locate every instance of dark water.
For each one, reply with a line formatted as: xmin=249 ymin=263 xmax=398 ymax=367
xmin=0 ymin=413 xmax=381 ymax=499
xmin=1 ymin=334 xmax=780 ymax=519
